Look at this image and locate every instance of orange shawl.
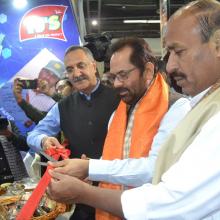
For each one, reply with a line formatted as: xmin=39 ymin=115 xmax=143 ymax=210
xmin=96 ymin=73 xmax=169 ymax=220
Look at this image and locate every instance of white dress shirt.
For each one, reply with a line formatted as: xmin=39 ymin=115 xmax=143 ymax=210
xmin=121 ymin=89 xmax=220 ymax=219
xmin=89 ymin=97 xmax=191 ymax=187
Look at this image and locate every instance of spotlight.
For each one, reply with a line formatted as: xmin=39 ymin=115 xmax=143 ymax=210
xmin=13 ymin=0 xmax=27 ymax=9
xmin=91 ymin=20 xmax=98 ymax=26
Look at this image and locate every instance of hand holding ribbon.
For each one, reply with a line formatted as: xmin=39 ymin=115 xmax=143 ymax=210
xmin=45 ymin=147 xmax=71 ymax=160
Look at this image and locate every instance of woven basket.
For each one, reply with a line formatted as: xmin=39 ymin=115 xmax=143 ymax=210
xmin=32 ymin=203 xmax=66 ymax=220
xmin=0 ymin=194 xmax=67 ymax=219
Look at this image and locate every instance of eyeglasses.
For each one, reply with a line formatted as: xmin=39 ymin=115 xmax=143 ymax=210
xmin=66 ymin=62 xmax=89 ymax=75
xmin=108 ymin=67 xmax=137 ymax=83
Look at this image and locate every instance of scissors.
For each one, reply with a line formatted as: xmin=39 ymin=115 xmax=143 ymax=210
xmin=36 ymin=150 xmax=58 ymax=166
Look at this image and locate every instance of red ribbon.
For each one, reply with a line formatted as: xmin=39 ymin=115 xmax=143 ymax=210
xmin=16 ymin=147 xmax=70 ymax=220
xmin=45 ymin=147 xmax=71 ymax=160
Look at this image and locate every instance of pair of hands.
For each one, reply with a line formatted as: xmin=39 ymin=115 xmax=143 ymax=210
xmin=47 ymin=158 xmax=90 ymax=204
xmin=42 ymin=136 xmax=90 ymax=204
xmin=42 ymin=137 xmax=89 ymax=180
xmin=48 ymin=158 xmax=89 ymax=180
xmin=47 ymin=169 xmax=89 ymax=204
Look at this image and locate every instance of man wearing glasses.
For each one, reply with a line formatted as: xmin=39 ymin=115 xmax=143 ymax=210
xmin=27 ymin=46 xmax=120 ymax=220
xmin=94 ymin=38 xmax=176 ymax=220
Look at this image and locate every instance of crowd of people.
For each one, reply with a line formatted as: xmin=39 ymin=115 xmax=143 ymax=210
xmin=1 ymin=0 xmax=220 ymax=219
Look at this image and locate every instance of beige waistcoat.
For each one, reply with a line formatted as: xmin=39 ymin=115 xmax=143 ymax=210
xmin=153 ymin=86 xmax=220 ymax=184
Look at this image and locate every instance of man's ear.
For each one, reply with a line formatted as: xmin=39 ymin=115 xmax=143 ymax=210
xmin=144 ymin=62 xmax=154 ymax=85
xmin=92 ymin=61 xmax=97 ymax=70
xmin=213 ymin=29 xmax=220 ymax=57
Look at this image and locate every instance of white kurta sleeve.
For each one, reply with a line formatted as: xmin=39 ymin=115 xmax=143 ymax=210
xmin=89 ymin=98 xmax=190 ymax=187
xmin=121 ymin=111 xmax=220 ymax=220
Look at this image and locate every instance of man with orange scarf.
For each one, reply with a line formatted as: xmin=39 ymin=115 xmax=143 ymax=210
xmin=94 ymin=37 xmax=169 ymax=220
xmin=47 ymin=38 xmax=176 ymax=220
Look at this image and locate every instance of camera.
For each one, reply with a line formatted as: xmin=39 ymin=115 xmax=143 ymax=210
xmin=0 ymin=118 xmax=9 ymax=130
xmin=18 ymin=79 xmax=38 ymax=89
xmin=84 ymin=32 xmax=112 ymax=62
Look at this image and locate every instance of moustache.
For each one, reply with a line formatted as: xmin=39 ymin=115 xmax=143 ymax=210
xmin=171 ymin=71 xmax=186 ymax=78
xmin=170 ymin=72 xmax=186 ymax=81
xmin=115 ymin=87 xmax=129 ymax=95
xmin=72 ymin=75 xmax=88 ymax=83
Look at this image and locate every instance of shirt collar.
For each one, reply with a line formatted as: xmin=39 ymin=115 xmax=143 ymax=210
xmin=79 ymin=79 xmax=100 ymax=101
xmin=189 ymin=87 xmax=210 ymax=108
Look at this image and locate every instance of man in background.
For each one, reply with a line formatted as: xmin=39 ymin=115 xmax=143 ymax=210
xmin=27 ymin=60 xmax=65 ymax=112
xmin=13 ymin=77 xmax=73 ymax=124
xmin=55 ymin=77 xmax=74 ymax=98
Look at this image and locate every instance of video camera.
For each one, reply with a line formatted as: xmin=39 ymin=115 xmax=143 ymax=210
xmin=84 ymin=32 xmax=112 ymax=62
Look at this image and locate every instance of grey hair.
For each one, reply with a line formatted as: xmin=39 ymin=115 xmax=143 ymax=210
xmin=65 ymin=45 xmax=95 ymax=61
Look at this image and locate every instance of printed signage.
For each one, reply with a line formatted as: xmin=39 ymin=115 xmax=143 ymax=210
xmin=0 ymin=0 xmax=80 ymax=135
xmin=20 ymin=5 xmax=67 ymax=41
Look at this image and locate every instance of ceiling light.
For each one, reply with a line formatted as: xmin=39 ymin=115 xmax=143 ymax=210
xmin=123 ymin=20 xmax=160 ymax=24
xmin=91 ymin=20 xmax=98 ymax=26
xmin=13 ymin=0 xmax=28 ymax=9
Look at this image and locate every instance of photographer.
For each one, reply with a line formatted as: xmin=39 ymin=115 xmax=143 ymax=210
xmin=13 ymin=78 xmax=74 ymax=124
xmin=0 ymin=115 xmax=29 ymax=184
xmin=13 ymin=78 xmax=47 ymax=124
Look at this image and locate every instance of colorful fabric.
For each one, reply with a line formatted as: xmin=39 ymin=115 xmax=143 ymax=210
xmin=123 ymin=104 xmax=136 ymax=159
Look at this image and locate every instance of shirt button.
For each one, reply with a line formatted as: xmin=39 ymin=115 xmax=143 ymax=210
xmin=0 ymin=157 xmax=3 ymax=160
xmin=88 ymin=121 xmax=93 ymax=126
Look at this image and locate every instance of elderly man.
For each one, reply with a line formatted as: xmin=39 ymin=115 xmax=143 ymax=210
xmin=47 ymin=0 xmax=220 ymax=219
xmin=27 ymin=46 xmax=120 ymax=220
